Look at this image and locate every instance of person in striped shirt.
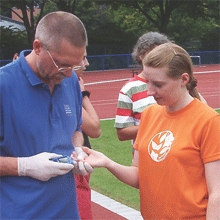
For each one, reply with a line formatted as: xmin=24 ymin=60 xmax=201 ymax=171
xmin=114 ymin=32 xmax=170 ymax=153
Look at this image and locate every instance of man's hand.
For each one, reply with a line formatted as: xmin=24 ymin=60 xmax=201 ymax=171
xmin=18 ymin=152 xmax=74 ymax=181
xmin=72 ymin=147 xmax=94 ymax=175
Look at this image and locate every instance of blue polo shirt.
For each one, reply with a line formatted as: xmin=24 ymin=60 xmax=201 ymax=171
xmin=0 ymin=50 xmax=82 ymax=219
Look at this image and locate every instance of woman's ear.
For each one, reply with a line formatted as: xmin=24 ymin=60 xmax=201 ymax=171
xmin=181 ymin=73 xmax=190 ymax=86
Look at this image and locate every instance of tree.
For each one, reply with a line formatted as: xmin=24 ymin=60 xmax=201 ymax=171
xmin=0 ymin=0 xmax=219 ymax=56
xmin=91 ymin=0 xmax=219 ymax=51
xmin=1 ymin=0 xmax=47 ymax=47
xmin=167 ymin=0 xmax=219 ymax=50
xmin=53 ymin=0 xmax=77 ymax=13
xmin=92 ymin=0 xmax=187 ymax=34
xmin=0 ymin=26 xmax=29 ymax=59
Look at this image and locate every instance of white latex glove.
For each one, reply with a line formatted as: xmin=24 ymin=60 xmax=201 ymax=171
xmin=73 ymin=147 xmax=94 ymax=176
xmin=18 ymin=152 xmax=74 ymax=181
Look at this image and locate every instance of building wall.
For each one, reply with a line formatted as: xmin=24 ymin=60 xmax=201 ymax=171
xmin=11 ymin=7 xmax=40 ymax=22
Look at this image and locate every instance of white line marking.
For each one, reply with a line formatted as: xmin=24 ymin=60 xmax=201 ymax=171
xmin=91 ymin=190 xmax=143 ymax=220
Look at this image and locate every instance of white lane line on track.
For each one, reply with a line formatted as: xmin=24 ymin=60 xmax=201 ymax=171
xmin=85 ymin=70 xmax=219 ymax=86
xmin=194 ymin=70 xmax=220 ymax=74
xmin=91 ymin=190 xmax=143 ymax=220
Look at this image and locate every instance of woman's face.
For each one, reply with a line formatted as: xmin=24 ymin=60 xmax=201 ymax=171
xmin=143 ymin=65 xmax=184 ymax=111
xmin=75 ymin=51 xmax=89 ymax=78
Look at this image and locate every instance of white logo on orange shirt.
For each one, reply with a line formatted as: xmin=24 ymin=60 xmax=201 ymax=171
xmin=148 ymin=130 xmax=174 ymax=162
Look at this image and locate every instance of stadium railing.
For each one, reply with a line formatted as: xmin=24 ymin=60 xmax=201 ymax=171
xmin=1 ymin=51 xmax=219 ymax=70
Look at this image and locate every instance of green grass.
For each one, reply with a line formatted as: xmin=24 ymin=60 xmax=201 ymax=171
xmin=90 ymin=108 xmax=220 ymax=211
xmin=90 ymin=119 xmax=140 ymax=211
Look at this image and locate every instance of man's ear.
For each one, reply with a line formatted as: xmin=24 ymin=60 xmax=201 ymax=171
xmin=139 ymin=55 xmax=144 ymax=61
xmin=181 ymin=73 xmax=190 ymax=86
xmin=33 ymin=39 xmax=42 ymax=55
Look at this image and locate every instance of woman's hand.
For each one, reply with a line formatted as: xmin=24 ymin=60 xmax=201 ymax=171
xmin=82 ymin=147 xmax=110 ymax=168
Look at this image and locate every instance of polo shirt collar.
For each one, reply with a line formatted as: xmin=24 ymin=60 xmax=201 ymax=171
xmin=20 ymin=50 xmax=43 ymax=86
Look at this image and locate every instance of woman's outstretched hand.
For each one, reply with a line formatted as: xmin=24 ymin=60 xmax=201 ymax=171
xmin=82 ymin=147 xmax=110 ymax=169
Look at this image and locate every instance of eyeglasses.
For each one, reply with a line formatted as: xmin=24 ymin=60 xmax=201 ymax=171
xmin=43 ymin=43 xmax=84 ymax=72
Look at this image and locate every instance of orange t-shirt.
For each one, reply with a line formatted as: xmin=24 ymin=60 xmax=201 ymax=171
xmin=134 ymin=99 xmax=220 ymax=219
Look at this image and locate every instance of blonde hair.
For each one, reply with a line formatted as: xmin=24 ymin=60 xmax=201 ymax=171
xmin=35 ymin=11 xmax=87 ymax=52
xmin=143 ymin=43 xmax=200 ymax=99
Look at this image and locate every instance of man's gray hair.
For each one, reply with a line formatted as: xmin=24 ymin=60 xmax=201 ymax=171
xmin=35 ymin=11 xmax=87 ymax=51
xmin=132 ymin=32 xmax=171 ymax=65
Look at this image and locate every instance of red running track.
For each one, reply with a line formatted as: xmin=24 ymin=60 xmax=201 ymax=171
xmin=84 ymin=64 xmax=220 ymax=119
xmin=91 ymin=202 xmax=127 ymax=220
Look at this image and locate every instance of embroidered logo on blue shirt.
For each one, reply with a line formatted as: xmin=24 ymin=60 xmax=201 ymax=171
xmin=64 ymin=105 xmax=72 ymax=116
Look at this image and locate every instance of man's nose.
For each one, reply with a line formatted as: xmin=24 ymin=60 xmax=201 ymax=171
xmin=84 ymin=58 xmax=89 ymax=67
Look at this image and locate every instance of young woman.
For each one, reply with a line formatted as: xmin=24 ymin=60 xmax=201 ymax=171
xmin=81 ymin=43 xmax=220 ymax=219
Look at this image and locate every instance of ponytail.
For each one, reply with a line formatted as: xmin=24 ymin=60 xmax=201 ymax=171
xmin=187 ymin=78 xmax=201 ymax=100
